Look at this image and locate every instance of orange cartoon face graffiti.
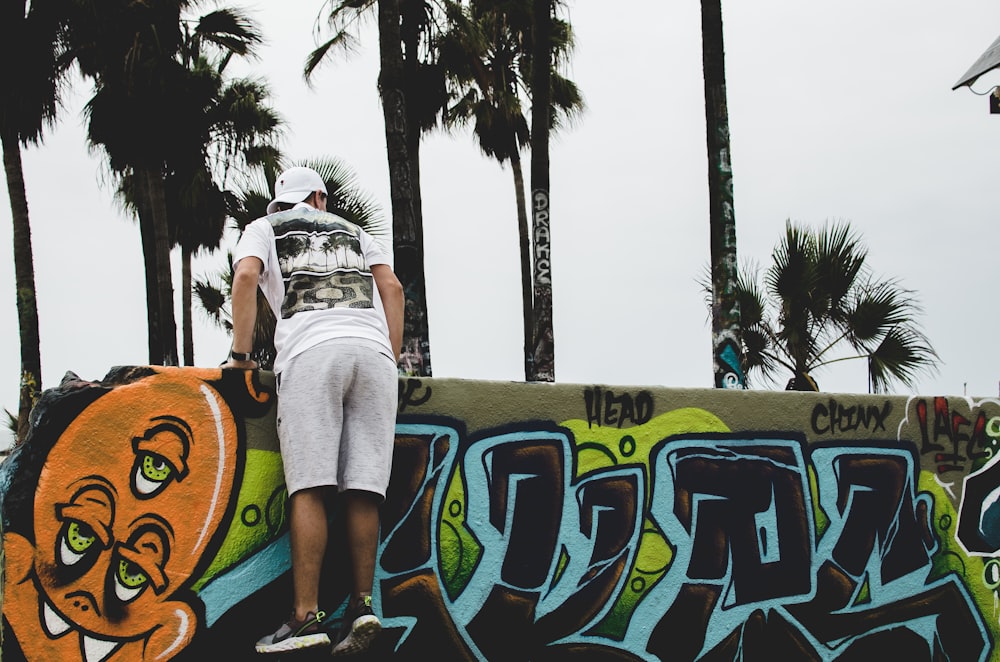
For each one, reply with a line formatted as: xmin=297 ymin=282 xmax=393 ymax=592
xmin=3 ymin=368 xmax=253 ymax=662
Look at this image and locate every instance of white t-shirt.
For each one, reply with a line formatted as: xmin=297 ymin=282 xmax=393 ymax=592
xmin=232 ymin=204 xmax=393 ymax=373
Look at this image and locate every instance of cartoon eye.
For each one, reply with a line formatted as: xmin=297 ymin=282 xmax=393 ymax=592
xmin=60 ymin=521 xmax=97 ymax=566
xmin=134 ymin=452 xmax=176 ymax=496
xmin=115 ymin=558 xmax=149 ymax=603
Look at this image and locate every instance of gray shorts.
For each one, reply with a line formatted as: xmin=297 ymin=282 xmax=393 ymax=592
xmin=276 ymin=337 xmax=397 ymax=497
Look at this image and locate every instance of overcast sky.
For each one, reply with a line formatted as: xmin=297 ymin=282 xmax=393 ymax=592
xmin=2 ymin=0 xmax=999 ymax=441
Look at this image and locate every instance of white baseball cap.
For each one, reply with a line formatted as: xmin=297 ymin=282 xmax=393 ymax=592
xmin=266 ymin=166 xmax=328 ymax=214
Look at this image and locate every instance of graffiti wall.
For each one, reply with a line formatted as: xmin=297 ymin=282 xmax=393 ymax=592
xmin=2 ymin=367 xmax=999 ymax=660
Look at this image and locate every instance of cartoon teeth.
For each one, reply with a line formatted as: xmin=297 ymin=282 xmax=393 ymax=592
xmin=42 ymin=601 xmax=122 ymax=662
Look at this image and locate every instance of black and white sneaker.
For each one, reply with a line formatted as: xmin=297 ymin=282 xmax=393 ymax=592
xmin=331 ymin=597 xmax=381 ymax=656
xmin=255 ymin=610 xmax=330 ymax=654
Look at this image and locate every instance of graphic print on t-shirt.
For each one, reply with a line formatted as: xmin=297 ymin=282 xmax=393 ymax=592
xmin=270 ymin=214 xmax=374 ymax=319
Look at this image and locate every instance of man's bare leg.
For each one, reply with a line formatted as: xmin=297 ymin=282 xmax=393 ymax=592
xmin=290 ymin=487 xmax=328 ymax=620
xmin=331 ymin=490 xmax=383 ymax=656
xmin=343 ymin=489 xmax=380 ymax=604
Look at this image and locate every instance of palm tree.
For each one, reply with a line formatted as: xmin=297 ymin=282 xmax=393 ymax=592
xmin=1 ymin=0 xmax=68 ymax=442
xmin=307 ymin=0 xmax=453 ymax=376
xmin=195 ymin=156 xmax=389 ymax=370
xmin=65 ymin=2 xmax=279 ymax=367
xmin=171 ymin=9 xmax=282 ymax=365
xmin=701 ymin=0 xmax=744 ymax=389
xmin=732 ymin=219 xmax=938 ymax=394
xmin=66 ymin=0 xmax=193 ymax=366
xmin=437 ymin=0 xmax=582 ymax=380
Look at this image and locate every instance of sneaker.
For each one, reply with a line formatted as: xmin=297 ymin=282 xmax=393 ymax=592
xmin=255 ymin=610 xmax=330 ymax=654
xmin=331 ymin=596 xmax=381 ymax=656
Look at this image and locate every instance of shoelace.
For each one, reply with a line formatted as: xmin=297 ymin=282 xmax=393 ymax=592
xmin=294 ymin=610 xmax=326 ymax=634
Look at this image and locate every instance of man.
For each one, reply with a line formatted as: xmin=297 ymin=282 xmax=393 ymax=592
xmin=225 ymin=166 xmax=403 ymax=656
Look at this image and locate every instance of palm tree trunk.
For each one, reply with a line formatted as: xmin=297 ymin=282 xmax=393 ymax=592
xmin=401 ymin=0 xmax=425 ymax=241
xmin=182 ymin=244 xmax=193 ymax=366
xmin=139 ymin=165 xmax=178 ymax=366
xmin=132 ymin=172 xmax=163 ymax=364
xmin=379 ymin=0 xmax=431 ymax=376
xmin=2 ymin=131 xmax=42 ymax=444
xmin=701 ymin=0 xmax=744 ymax=389
xmin=529 ymin=0 xmax=554 ymax=382
xmin=510 ymin=149 xmax=532 ymax=381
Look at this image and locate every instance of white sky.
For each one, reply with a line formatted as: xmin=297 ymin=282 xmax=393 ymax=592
xmin=2 ymin=0 xmax=1000 ymax=443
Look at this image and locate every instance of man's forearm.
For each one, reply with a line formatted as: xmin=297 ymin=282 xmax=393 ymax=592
xmin=373 ymin=264 xmax=404 ymax=362
xmin=385 ymin=287 xmax=403 ymax=362
xmin=230 ymin=258 xmax=262 ymax=355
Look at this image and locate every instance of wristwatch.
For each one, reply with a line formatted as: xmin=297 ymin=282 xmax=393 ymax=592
xmin=230 ymin=350 xmax=252 ymax=361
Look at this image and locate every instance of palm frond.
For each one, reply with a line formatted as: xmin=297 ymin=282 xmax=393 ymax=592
xmin=868 ymin=325 xmax=939 ymax=394
xmin=548 ymin=72 xmax=585 ymax=131
xmin=193 ymin=276 xmax=230 ymax=330
xmin=5 ymin=408 xmax=16 ymax=442
xmin=814 ymin=219 xmax=867 ymax=322
xmin=304 ymin=33 xmax=355 ymax=79
xmin=844 ymin=277 xmax=917 ymax=346
xmin=193 ymin=9 xmax=263 ymax=61
xmin=305 ymin=0 xmax=379 ymax=80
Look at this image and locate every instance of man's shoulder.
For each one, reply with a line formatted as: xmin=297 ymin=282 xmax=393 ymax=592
xmin=242 ymin=216 xmax=274 ymax=234
xmin=234 ymin=217 xmax=273 ymax=251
